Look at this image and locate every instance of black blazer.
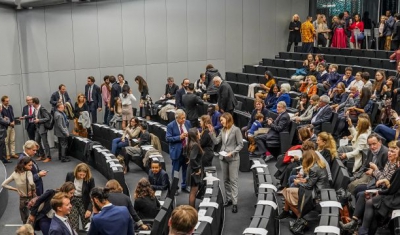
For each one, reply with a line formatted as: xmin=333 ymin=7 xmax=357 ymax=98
xmin=182 ymin=93 xmax=204 ymax=120
xmin=392 ymin=21 xmax=400 ymax=41
xmin=164 ymin=84 xmax=179 ymax=98
xmin=30 ymin=189 xmax=56 ymax=221
xmin=175 ymin=87 xmax=186 ymax=109
xmin=20 ymin=153 xmax=43 ymax=196
xmin=108 ymin=192 xmax=141 ymax=223
xmin=217 ymin=81 xmax=237 ymax=112
xmin=139 ymin=86 xmax=149 ymax=100
xmin=65 ymin=172 xmax=95 ymax=211
xmin=85 ymin=84 xmax=102 ymax=108
xmin=311 ymin=105 xmax=333 ymax=133
xmin=265 ymin=111 xmax=290 ymax=146
xmin=22 ymin=105 xmax=35 ymax=130
xmin=110 ymin=82 xmax=128 ymax=108
xmin=360 ymin=145 xmax=388 ymax=172
xmin=134 ymin=196 xmax=160 ymax=219
xmin=50 ymin=91 xmax=72 ymax=110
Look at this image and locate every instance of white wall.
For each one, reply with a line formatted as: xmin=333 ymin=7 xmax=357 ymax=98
xmin=0 ymin=0 xmax=308 ymax=151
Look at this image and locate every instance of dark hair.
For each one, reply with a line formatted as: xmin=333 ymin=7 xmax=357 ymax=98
xmin=58 ymin=84 xmax=65 ymax=90
xmin=367 ymin=133 xmax=381 ymax=142
xmin=345 ymin=67 xmax=353 ymax=72
xmin=255 ymin=113 xmax=264 ymax=120
xmin=103 ymin=75 xmax=109 ymax=82
xmin=181 ymin=78 xmax=190 ymax=86
xmin=268 ymin=84 xmax=279 ymax=96
xmin=15 ymin=156 xmax=32 ymax=173
xmin=318 ymin=62 xmax=327 ymax=68
xmin=128 ymin=117 xmax=139 ymax=128
xmin=359 ymin=87 xmax=372 ymax=108
xmin=32 ymin=97 xmax=40 ymax=105
xmin=58 ymin=181 xmax=76 ymax=193
xmin=186 ymin=127 xmax=204 ymax=156
xmin=139 ymin=121 xmax=148 ymax=130
xmin=200 ymin=73 xmax=205 ymax=78
xmin=1 ymin=96 xmax=8 ymax=102
xmin=87 ymin=76 xmax=95 ymax=82
xmin=135 ymin=76 xmax=148 ymax=93
xmin=187 ymin=83 xmax=195 ymax=91
xmin=361 ymin=72 xmax=370 ymax=81
xmin=122 ymin=84 xmax=130 ymax=98
xmin=90 ymin=187 xmax=110 ymax=203
xmin=109 ymin=75 xmax=116 ymax=83
xmin=118 ymin=74 xmax=124 ymax=80
xmin=150 ymin=161 xmax=162 ymax=168
xmin=264 ymin=70 xmax=274 ymax=79
xmin=206 ymin=64 xmax=214 ymax=70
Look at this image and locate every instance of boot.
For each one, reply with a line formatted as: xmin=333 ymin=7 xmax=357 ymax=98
xmin=289 ymin=217 xmax=307 ymax=235
xmin=339 ymin=219 xmax=358 ymax=231
xmin=276 ymin=210 xmax=290 ymax=220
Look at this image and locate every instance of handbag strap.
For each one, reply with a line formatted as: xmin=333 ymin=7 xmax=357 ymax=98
xmin=25 ymin=171 xmax=29 ymax=198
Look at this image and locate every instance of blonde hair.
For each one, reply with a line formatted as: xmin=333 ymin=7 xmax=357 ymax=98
xmin=292 ymin=14 xmax=300 ymax=22
xmin=73 ymin=163 xmax=92 ymax=182
xmin=105 ymin=179 xmax=123 ymax=193
xmin=317 ymin=132 xmax=338 ymax=159
xmin=356 ymin=118 xmax=371 ymax=140
xmin=302 ymin=150 xmax=326 ymax=174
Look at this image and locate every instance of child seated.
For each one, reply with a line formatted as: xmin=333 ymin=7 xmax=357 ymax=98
xmin=148 ymin=161 xmax=170 ymax=191
xmin=247 ymin=113 xmax=264 ymax=153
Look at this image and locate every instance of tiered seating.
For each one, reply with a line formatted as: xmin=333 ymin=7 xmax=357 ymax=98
xmin=193 ymin=166 xmax=224 ymax=235
xmin=243 ymin=158 xmax=277 ymax=235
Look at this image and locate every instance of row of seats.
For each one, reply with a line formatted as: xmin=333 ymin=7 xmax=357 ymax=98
xmin=192 ymin=166 xmax=224 ymax=235
xmin=294 ymin=46 xmax=393 ymax=60
xmin=243 ymin=158 xmax=277 ymax=235
xmin=279 ymin=52 xmax=396 ymax=71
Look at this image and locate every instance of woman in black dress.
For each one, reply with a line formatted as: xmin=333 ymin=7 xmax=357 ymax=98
xmin=134 ymin=76 xmax=150 ymax=120
xmin=200 ymin=115 xmax=215 ymax=168
xmin=287 ymin=14 xmax=301 ymax=52
xmin=133 ymin=178 xmax=160 ymax=219
xmin=186 ymin=127 xmax=204 ymax=208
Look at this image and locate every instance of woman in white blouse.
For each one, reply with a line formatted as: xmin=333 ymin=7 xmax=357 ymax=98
xmin=120 ymin=84 xmax=137 ymax=130
xmin=2 ymin=156 xmax=35 ymax=223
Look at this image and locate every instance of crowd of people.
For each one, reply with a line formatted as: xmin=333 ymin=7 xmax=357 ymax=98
xmin=288 ymin=10 xmax=400 ymax=52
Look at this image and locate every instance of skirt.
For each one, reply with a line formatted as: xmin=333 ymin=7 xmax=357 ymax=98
xmin=121 ymin=104 xmax=133 ymax=121
xmin=282 ymin=187 xmax=299 ymax=206
xmin=331 ymin=28 xmax=347 ymax=48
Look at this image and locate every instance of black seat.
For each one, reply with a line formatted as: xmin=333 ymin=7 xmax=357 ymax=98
xmin=279 ymin=52 xmax=291 ymax=59
xmin=255 ymin=66 xmax=266 ymax=75
xmin=244 ymin=65 xmax=256 ymax=74
xmin=227 ymin=82 xmax=238 ymax=94
xmin=359 ymin=58 xmax=370 ymax=67
xmin=285 ymin=60 xmax=296 ymax=68
xmin=340 ymin=48 xmax=351 ymax=56
xmin=347 ymin=56 xmax=359 ymax=65
xmin=226 ymin=72 xmax=237 ymax=82
xmin=364 ymin=50 xmax=375 ymax=58
xmin=292 ymin=53 xmax=303 ymax=61
xmin=274 ymin=59 xmax=285 ymax=68
xmin=371 ymin=59 xmax=382 ymax=69
xmin=321 ymin=112 xmax=338 ymax=134
xmin=237 ymin=73 xmax=248 ymax=84
xmin=335 ymin=56 xmax=346 ymax=65
xmin=168 ymin=173 xmax=179 ymax=198
xmin=262 ymin=58 xmax=273 ymax=66
xmin=279 ymin=121 xmax=298 ymax=154
xmin=351 ymin=50 xmax=363 ymax=57
xmin=382 ymin=59 xmax=395 ymax=70
xmin=376 ymin=50 xmax=389 ymax=59
xmin=248 ymin=74 xmax=261 ymax=84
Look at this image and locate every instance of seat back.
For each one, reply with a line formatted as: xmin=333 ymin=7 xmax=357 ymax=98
xmin=235 ymin=101 xmax=243 ymax=111
xmin=321 ymin=112 xmax=338 ymax=134
xmin=168 ymin=173 xmax=179 ymax=199
xmin=150 ymin=209 xmax=167 ymax=235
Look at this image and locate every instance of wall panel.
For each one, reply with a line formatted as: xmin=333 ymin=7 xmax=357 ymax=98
xmin=225 ymin=0 xmax=243 ymax=73
xmin=275 ymin=0 xmax=292 ymax=56
xmin=17 ymin=9 xmax=48 ymax=73
xmin=243 ymin=0 xmax=260 ymax=65
xmin=166 ymin=0 xmax=187 ymax=63
xmin=71 ymin=4 xmax=100 ymax=69
xmin=260 ymin=0 xmax=276 ymax=59
xmin=146 ymin=63 xmax=168 ymax=100
xmin=45 ymin=5 xmax=75 ymax=72
xmin=145 ymin=0 xmax=167 ymax=64
xmin=97 ymin=1 xmax=124 ymax=67
xmin=187 ymin=0 xmax=207 ymax=61
xmin=48 ymin=70 xmax=77 ymax=103
xmin=168 ymin=62 xmax=188 ymax=81
xmin=0 ymin=9 xmax=21 ymax=76
xmin=121 ymin=0 xmax=146 ymax=66
xmin=188 ymin=61 xmax=207 ymax=83
xmin=206 ymin=0 xmax=225 ymax=60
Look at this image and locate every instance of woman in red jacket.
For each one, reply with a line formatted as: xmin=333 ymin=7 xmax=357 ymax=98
xmin=348 ymin=14 xmax=364 ymax=49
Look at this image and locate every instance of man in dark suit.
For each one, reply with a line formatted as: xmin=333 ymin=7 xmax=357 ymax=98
xmin=19 ymin=140 xmax=47 ymax=195
xmin=182 ymin=83 xmax=204 ymax=128
xmin=175 ymin=78 xmax=189 ymax=109
xmin=347 ymin=133 xmax=388 ymax=194
xmin=22 ymin=98 xmax=52 ymax=162
xmin=0 ymin=104 xmax=10 ymax=164
xmin=54 ymin=103 xmax=71 ymax=162
xmin=88 ymin=187 xmax=134 ymax=235
xmin=255 ymin=101 xmax=290 ymax=161
xmin=49 ymin=193 xmax=76 ymax=235
xmin=50 ymin=84 xmax=72 ymax=111
xmin=110 ymin=74 xmax=128 ymax=109
xmin=213 ymin=76 xmax=237 ymax=114
xmin=166 ymin=109 xmax=191 ymax=194
xmin=22 ymin=96 xmax=36 ymax=140
xmin=310 ymin=95 xmax=332 ymax=134
xmin=391 ymin=14 xmax=400 ymax=50
xmin=85 ymin=76 xmax=102 ymax=124
xmin=155 ymin=77 xmax=179 ymax=106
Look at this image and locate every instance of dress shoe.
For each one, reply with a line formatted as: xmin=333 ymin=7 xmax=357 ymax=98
xmin=2 ymin=159 xmax=12 ymax=163
xmin=232 ymin=205 xmax=238 ymax=213
xmin=263 ymin=155 xmax=274 ymax=162
xmin=42 ymin=158 xmax=52 ymax=163
xmin=276 ymin=210 xmax=291 ymax=220
xmin=181 ymin=188 xmax=190 ymax=194
xmin=11 ymin=154 xmax=19 ymax=159
xmin=339 ymin=219 xmax=358 ymax=231
xmin=61 ymin=158 xmax=71 ymax=162
xmin=223 ymin=200 xmax=233 ymax=207
xmin=6 ymin=155 xmax=10 ymax=160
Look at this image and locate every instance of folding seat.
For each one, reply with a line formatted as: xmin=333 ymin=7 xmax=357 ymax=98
xmin=237 ymin=73 xmax=248 ymax=84
xmin=255 ymin=66 xmax=266 ymax=75
xmin=388 ymin=70 xmax=396 ymax=77
xmin=335 ymin=55 xmax=346 ymax=65
xmin=323 ymin=54 xmax=335 ymax=63
xmin=284 ymin=60 xmax=295 ymax=68
xmin=347 ymin=56 xmax=359 ymax=66
xmin=319 ymin=47 xmax=330 ymax=54
xmin=262 ymin=58 xmax=273 ymax=66
xmin=244 ymin=65 xmax=255 ymax=74
xmin=248 ymin=74 xmax=260 ymax=84
xmin=351 ymin=49 xmax=363 ymax=57
xmin=358 ymin=58 xmax=370 ymax=67
xmin=227 ymin=82 xmax=238 ymax=94
xmin=266 ymin=67 xmax=278 ymax=77
xmin=375 ymin=50 xmax=388 ymax=59
xmin=370 ymin=59 xmax=382 ymax=69
xmin=246 ymin=97 xmax=255 ymax=113
xmin=279 ymin=52 xmax=291 ymax=59
xmin=382 ymin=59 xmax=395 ymax=70
xmin=237 ymin=83 xmax=248 ymax=96
xmin=294 ymin=61 xmax=303 ymax=67
xmin=363 ymin=68 xmax=375 ymax=77
xmin=329 ymin=48 xmax=340 ymax=55
xmin=291 ymin=53 xmax=303 ymax=61
xmin=225 ymin=72 xmax=237 ymax=82
xmin=273 ymin=59 xmax=285 ymax=68
xmin=276 ymin=68 xmax=288 ymax=78
xmin=340 ymin=48 xmax=351 ymax=56
xmin=364 ymin=50 xmax=375 ymax=58
xmin=352 ymin=66 xmax=362 ymax=74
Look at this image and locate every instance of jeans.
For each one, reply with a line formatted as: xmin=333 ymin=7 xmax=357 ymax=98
xmin=103 ymin=106 xmax=110 ymax=125
xmin=374 ymin=124 xmax=396 ymax=142
xmin=107 ymin=111 xmax=114 ymax=126
xmin=111 ymin=137 xmax=129 ymax=156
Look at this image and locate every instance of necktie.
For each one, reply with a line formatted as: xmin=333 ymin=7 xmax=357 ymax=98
xmin=29 ymin=106 xmax=33 ymax=123
xmin=62 ymin=94 xmax=65 ymax=104
xmin=66 ymin=218 xmax=76 ymax=235
xmin=89 ymin=86 xmax=92 ymax=102
xmin=180 ymin=124 xmax=186 ymax=148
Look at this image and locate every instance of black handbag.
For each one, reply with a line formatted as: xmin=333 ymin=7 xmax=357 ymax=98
xmin=289 ymin=217 xmax=308 ymax=235
xmin=196 ymin=181 xmax=206 ymax=200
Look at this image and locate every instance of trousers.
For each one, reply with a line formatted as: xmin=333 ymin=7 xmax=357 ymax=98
xmin=5 ymin=126 xmax=15 ymax=155
xmin=220 ymin=158 xmax=240 ymax=205
xmin=35 ymin=130 xmax=50 ymax=158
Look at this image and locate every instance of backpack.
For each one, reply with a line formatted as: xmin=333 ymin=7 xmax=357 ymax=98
xmin=40 ymin=107 xmax=55 ymax=130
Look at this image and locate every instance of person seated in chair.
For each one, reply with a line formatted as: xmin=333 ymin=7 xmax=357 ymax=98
xmin=255 ymin=101 xmax=290 ymax=162
xmin=207 ymin=105 xmax=222 ymax=135
xmin=124 ymin=122 xmax=151 ymax=172
xmin=155 ymin=77 xmax=179 ymax=106
xmin=309 ymin=95 xmax=332 ymax=134
xmin=148 ymin=161 xmax=170 ymax=191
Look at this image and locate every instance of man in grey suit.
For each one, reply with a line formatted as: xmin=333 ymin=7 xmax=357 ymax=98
xmin=310 ymin=95 xmax=332 ymax=134
xmin=54 ymin=103 xmax=70 ymax=162
xmin=85 ymin=76 xmax=102 ymax=124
